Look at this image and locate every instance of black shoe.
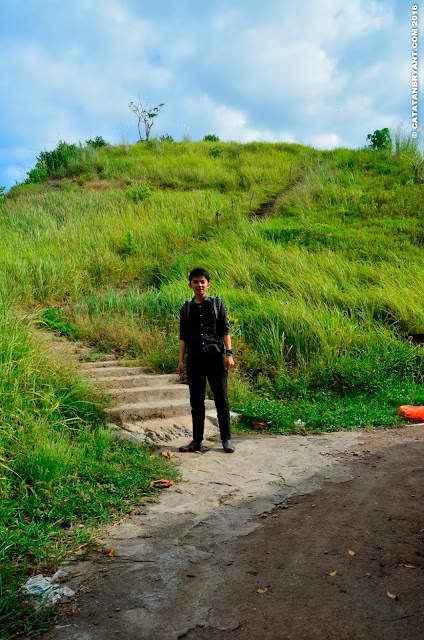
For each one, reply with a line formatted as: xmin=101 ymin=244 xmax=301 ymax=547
xmin=179 ymin=440 xmax=202 ymax=452
xmin=222 ymin=439 xmax=235 ymax=453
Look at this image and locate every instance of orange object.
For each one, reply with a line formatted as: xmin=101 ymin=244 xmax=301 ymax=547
xmin=398 ymin=405 xmax=424 ymax=420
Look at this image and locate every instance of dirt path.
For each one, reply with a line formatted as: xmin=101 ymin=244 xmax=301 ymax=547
xmin=46 ymin=424 xmax=424 ymax=640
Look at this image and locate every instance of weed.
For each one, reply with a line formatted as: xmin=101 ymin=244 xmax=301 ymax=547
xmin=125 ymin=181 xmax=152 ymax=202
xmin=118 ymin=231 xmax=139 ymax=256
xmin=39 ymin=308 xmax=81 ymax=340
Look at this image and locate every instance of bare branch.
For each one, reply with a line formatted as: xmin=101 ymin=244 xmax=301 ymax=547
xmin=128 ymin=99 xmax=165 ymax=141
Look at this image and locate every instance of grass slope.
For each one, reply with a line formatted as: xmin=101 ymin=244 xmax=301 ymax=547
xmin=1 ymin=138 xmax=423 ymax=636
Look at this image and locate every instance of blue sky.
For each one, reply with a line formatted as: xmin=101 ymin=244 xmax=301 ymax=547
xmin=0 ymin=0 xmax=420 ymax=189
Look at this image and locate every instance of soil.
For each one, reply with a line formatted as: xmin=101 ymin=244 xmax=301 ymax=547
xmin=45 ymin=426 xmax=424 ymax=640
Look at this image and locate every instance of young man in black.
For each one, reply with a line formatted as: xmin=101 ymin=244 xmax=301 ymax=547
xmin=178 ymin=268 xmax=235 ymax=453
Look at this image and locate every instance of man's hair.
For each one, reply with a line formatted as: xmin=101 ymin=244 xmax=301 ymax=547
xmin=189 ymin=268 xmax=210 ymax=282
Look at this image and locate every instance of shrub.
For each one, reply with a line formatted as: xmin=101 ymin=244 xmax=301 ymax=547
xmin=85 ymin=136 xmax=108 ymax=148
xmin=125 ymin=181 xmax=152 ymax=203
xmin=160 ymin=134 xmax=175 ymax=143
xmin=0 ymin=186 xmax=5 ymax=202
xmin=209 ymin=146 xmax=223 ymax=158
xmin=26 ymin=141 xmax=82 ymax=183
xmin=203 ymin=134 xmax=220 ymax=142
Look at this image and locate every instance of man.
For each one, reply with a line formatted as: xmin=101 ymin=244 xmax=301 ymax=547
xmin=178 ymin=268 xmax=235 ymax=453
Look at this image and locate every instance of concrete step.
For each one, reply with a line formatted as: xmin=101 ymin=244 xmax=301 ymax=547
xmin=105 ymin=384 xmax=190 ymax=404
xmin=105 ymin=398 xmax=215 ymax=426
xmin=83 ymin=365 xmax=147 ymax=377
xmin=94 ymin=373 xmax=180 ymax=389
xmin=79 ymin=360 xmax=135 ymax=369
xmin=75 ymin=353 xmax=117 ymax=362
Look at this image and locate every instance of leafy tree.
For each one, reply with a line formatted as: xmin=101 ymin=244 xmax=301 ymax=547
xmin=128 ymin=99 xmax=164 ymax=142
xmin=0 ymin=186 xmax=5 ymax=202
xmin=366 ymin=128 xmax=392 ymax=151
xmin=203 ymin=134 xmax=220 ymax=142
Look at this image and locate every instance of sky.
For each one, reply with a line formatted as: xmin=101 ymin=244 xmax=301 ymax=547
xmin=0 ymin=0 xmax=421 ymax=189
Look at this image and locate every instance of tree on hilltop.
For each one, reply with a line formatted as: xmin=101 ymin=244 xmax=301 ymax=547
xmin=128 ymin=99 xmax=165 ymax=142
xmin=366 ymin=128 xmax=391 ymax=151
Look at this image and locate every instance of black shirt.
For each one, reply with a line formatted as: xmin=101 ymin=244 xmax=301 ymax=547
xmin=179 ymin=296 xmax=230 ymax=356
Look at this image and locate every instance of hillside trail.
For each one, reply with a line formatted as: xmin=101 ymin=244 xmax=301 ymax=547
xmin=43 ymin=337 xmax=424 ymax=640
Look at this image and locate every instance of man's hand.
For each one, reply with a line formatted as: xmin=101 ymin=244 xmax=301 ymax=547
xmin=225 ymin=355 xmax=234 ymax=371
xmin=177 ymin=360 xmax=184 ymax=377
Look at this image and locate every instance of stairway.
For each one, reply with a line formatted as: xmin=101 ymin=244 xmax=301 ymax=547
xmin=47 ymin=337 xmax=221 ymax=445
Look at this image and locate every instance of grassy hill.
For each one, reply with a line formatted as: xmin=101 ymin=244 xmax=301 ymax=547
xmin=1 ymin=136 xmax=423 ymax=636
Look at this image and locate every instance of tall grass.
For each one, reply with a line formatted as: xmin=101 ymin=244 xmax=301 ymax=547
xmin=3 ymin=141 xmax=422 ymax=405
xmin=0 ymin=299 xmax=178 ymax=638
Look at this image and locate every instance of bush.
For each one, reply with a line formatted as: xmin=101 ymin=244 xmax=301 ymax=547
xmin=0 ymin=186 xmax=5 ymax=202
xmin=159 ymin=134 xmax=175 ymax=143
xmin=209 ymin=146 xmax=223 ymax=158
xmin=203 ymin=134 xmax=220 ymax=142
xmin=85 ymin=136 xmax=108 ymax=148
xmin=26 ymin=141 xmax=82 ymax=183
xmin=125 ymin=181 xmax=152 ymax=203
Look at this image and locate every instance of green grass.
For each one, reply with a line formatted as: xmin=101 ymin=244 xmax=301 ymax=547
xmin=1 ymin=136 xmax=424 ymax=636
xmin=0 ymin=301 xmax=178 ymax=639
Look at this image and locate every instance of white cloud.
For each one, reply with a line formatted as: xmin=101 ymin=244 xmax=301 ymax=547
xmin=0 ymin=0 xmax=414 ymax=189
xmin=308 ymin=133 xmax=345 ymax=149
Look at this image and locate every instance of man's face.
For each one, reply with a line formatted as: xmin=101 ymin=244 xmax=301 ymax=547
xmin=189 ymin=276 xmax=210 ymax=298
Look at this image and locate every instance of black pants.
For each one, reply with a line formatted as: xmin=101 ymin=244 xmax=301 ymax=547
xmin=186 ymin=352 xmax=231 ymax=443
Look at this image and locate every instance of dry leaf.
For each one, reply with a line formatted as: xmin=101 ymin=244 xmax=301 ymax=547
xmin=256 ymin=587 xmax=268 ymax=594
xmin=327 ymin=570 xmax=337 ymax=577
xmin=149 ymin=479 xmax=175 ymax=489
xmin=403 ymin=564 xmax=415 ymax=569
xmin=387 ymin=591 xmax=399 ymax=600
xmin=108 ymin=548 xmax=115 ymax=557
xmin=348 ymin=550 xmax=356 ymax=556
xmin=161 ymin=450 xmax=175 ymax=460
xmin=252 ymin=420 xmax=269 ymax=430
xmin=58 ymin=604 xmax=77 ymax=613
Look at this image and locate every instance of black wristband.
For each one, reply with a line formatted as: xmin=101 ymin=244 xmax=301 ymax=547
xmin=225 ymin=349 xmax=233 ymax=356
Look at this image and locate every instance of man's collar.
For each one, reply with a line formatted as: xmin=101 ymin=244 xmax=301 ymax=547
xmin=191 ymin=295 xmax=211 ymax=304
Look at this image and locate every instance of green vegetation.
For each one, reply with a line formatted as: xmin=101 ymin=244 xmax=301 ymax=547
xmin=366 ymin=127 xmax=392 ymax=150
xmin=85 ymin=135 xmax=108 ymax=149
xmin=0 ymin=301 xmax=178 ymax=638
xmin=1 ymin=133 xmax=423 ymax=636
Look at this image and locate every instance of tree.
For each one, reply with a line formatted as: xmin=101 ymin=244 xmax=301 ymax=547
xmin=128 ymin=99 xmax=164 ymax=142
xmin=366 ymin=128 xmax=392 ymax=151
